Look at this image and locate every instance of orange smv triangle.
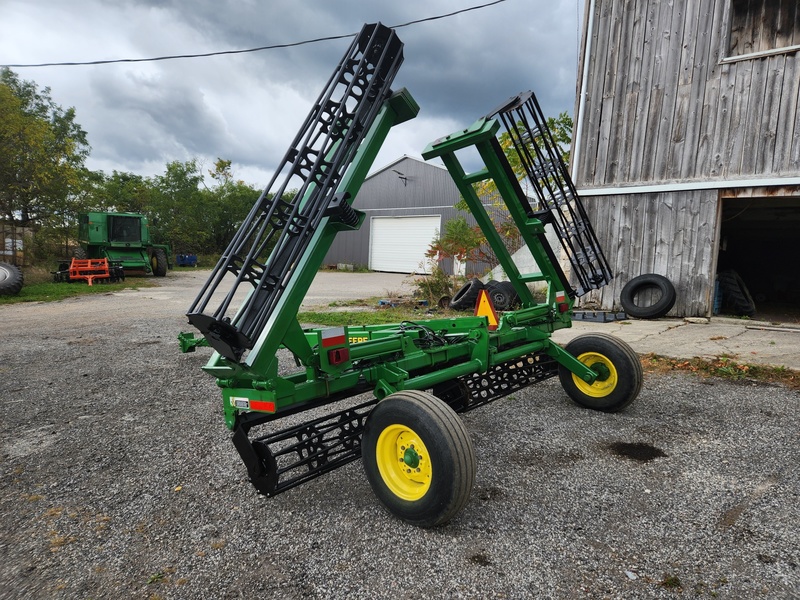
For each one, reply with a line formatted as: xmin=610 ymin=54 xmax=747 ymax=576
xmin=474 ymin=289 xmax=500 ymax=331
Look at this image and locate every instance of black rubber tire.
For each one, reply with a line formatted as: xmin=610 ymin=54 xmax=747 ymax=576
xmin=361 ymin=390 xmax=476 ymax=528
xmin=619 ymin=274 xmax=676 ymax=319
xmin=73 ymin=247 xmax=87 ymax=259
xmin=717 ymin=269 xmax=756 ymax=317
xmin=558 ymin=333 xmax=643 ymax=412
xmin=499 ymin=281 xmax=520 ymax=308
xmin=151 ymin=248 xmax=168 ymax=277
xmin=485 ymin=280 xmax=513 ymax=310
xmin=0 ymin=262 xmax=23 ymax=296
xmin=449 ymin=278 xmax=484 ymax=311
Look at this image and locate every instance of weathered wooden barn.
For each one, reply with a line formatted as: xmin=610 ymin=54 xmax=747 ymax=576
xmin=324 ymin=155 xmax=496 ymax=275
xmin=571 ymin=0 xmax=800 ymax=317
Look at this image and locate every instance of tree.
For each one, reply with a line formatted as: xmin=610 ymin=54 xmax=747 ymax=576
xmin=1 ymin=69 xmax=90 ymax=263
xmin=205 ymin=158 xmax=260 ymax=254
xmin=0 ymin=68 xmax=90 ymax=228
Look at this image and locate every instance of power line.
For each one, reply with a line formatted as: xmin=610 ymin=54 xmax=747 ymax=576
xmin=2 ymin=0 xmax=508 ymax=69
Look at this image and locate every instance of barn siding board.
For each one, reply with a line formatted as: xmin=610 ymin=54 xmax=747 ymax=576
xmin=758 ymin=57 xmax=786 ymax=173
xmin=740 ymin=57 xmax=770 ymax=174
xmin=774 ymin=54 xmax=800 ymax=172
xmin=628 ymin=0 xmax=663 ymax=182
xmin=576 ymin=0 xmax=800 ymax=186
xmin=652 ymin=1 xmax=685 ymax=182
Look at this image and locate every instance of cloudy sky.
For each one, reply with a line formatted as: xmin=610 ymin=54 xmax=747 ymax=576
xmin=1 ymin=0 xmax=585 ymax=188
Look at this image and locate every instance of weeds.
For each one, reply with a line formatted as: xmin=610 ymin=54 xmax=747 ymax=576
xmin=642 ymin=354 xmax=799 ymax=390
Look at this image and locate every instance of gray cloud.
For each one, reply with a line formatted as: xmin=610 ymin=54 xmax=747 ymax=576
xmin=1 ymin=0 xmax=583 ymax=186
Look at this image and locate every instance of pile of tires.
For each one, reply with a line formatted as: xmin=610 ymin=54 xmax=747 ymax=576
xmin=448 ymin=279 xmax=520 ymax=311
xmin=0 ymin=262 xmax=23 ymax=296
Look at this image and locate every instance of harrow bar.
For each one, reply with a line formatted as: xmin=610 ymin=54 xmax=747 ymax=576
xmin=233 ymin=352 xmax=558 ymax=496
xmin=487 ymin=91 xmax=612 ymax=296
xmin=186 ymin=23 xmax=404 ymax=362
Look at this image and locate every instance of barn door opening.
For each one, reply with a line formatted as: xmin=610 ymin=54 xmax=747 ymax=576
xmin=717 ymin=190 xmax=800 ymax=323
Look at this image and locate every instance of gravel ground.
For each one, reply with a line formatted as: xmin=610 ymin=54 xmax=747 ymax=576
xmin=1 ymin=272 xmax=798 ymax=599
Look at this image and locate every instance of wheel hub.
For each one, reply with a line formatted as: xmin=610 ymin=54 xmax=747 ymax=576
xmin=590 ymin=361 xmax=612 ymax=382
xmin=403 ymin=446 xmax=421 ymax=469
xmin=376 ymin=425 xmax=432 ymax=500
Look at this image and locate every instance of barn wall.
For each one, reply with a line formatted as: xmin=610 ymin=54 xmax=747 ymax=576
xmin=581 ymin=189 xmax=720 ymax=316
xmin=575 ymin=0 xmax=800 ymax=187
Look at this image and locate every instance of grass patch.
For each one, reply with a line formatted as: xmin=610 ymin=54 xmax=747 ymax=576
xmin=298 ymin=305 xmax=449 ymax=327
xmin=0 ymin=277 xmax=159 ymax=305
xmin=642 ymin=353 xmax=799 ymax=390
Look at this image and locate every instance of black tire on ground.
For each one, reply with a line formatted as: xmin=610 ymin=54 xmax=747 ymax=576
xmin=499 ymin=281 xmax=520 ymax=308
xmin=0 ymin=262 xmax=23 ymax=296
xmin=72 ymin=247 xmax=87 ymax=259
xmin=717 ymin=269 xmax=756 ymax=317
xmin=449 ymin=278 xmax=484 ymax=311
xmin=485 ymin=280 xmax=512 ymax=310
xmin=152 ymin=248 xmax=168 ymax=276
xmin=619 ymin=273 xmax=676 ymax=319
xmin=558 ymin=333 xmax=643 ymax=412
xmin=361 ymin=390 xmax=476 ymax=528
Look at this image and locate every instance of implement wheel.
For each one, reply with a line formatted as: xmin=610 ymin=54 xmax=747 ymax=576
xmin=362 ymin=390 xmax=475 ymax=528
xmin=558 ymin=333 xmax=643 ymax=412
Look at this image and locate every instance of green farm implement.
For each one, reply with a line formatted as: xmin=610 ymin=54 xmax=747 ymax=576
xmin=63 ymin=212 xmax=172 ymax=281
xmin=181 ymin=23 xmax=642 ymax=527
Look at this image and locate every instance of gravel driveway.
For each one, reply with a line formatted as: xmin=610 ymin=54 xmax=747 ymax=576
xmin=1 ymin=272 xmax=798 ymax=599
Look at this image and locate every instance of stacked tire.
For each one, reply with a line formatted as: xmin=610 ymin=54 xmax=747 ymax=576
xmin=448 ymin=279 xmax=520 ymax=311
xmin=0 ymin=262 xmax=23 ymax=296
xmin=717 ymin=269 xmax=756 ymax=317
xmin=485 ymin=280 xmax=519 ymax=311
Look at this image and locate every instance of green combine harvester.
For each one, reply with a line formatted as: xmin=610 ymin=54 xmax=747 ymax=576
xmin=180 ymin=23 xmax=642 ymax=527
xmin=76 ymin=211 xmax=171 ymax=275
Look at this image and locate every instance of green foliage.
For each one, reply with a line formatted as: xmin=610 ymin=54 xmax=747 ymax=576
xmin=427 ymin=216 xmax=483 ymax=263
xmin=0 ymin=68 xmax=89 ymax=232
xmin=411 ymin=264 xmax=464 ymax=306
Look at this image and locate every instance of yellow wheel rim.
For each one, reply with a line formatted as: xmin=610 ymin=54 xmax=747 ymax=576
xmin=375 ymin=424 xmax=432 ymax=501
xmin=572 ymin=351 xmax=618 ymax=398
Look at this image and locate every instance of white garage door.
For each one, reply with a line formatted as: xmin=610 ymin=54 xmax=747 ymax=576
xmin=369 ymin=216 xmax=441 ymax=274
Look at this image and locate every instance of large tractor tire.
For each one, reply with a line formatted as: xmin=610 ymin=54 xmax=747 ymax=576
xmin=717 ymin=269 xmax=756 ymax=317
xmin=0 ymin=262 xmax=23 ymax=296
xmin=558 ymin=333 xmax=643 ymax=412
xmin=151 ymin=248 xmax=168 ymax=277
xmin=362 ymin=390 xmax=476 ymax=528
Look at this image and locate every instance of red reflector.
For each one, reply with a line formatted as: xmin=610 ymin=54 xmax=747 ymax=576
xmin=249 ymin=400 xmax=276 ymax=412
xmin=321 ymin=326 xmax=346 ymax=348
xmin=558 ymin=303 xmax=570 ymax=313
xmin=328 ymin=347 xmax=350 ymax=365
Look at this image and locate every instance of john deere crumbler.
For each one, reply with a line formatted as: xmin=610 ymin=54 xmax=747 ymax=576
xmin=180 ymin=23 xmax=642 ymax=527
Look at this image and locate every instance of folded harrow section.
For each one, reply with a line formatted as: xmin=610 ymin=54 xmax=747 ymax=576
xmin=186 ymin=23 xmax=404 ymax=362
xmin=487 ymin=91 xmax=612 ymax=296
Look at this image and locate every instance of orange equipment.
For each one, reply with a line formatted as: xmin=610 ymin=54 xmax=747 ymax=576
xmin=68 ymin=258 xmax=111 ymax=286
